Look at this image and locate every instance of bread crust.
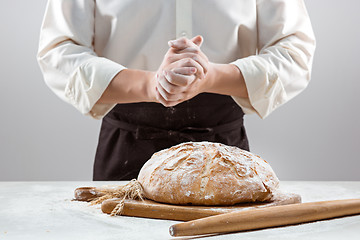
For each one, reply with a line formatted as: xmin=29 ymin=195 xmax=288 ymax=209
xmin=138 ymin=142 xmax=279 ymax=205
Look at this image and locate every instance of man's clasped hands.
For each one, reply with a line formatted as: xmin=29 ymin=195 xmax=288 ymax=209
xmin=154 ymin=35 xmax=211 ymax=107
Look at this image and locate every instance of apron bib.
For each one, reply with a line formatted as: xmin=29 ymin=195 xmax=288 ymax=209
xmin=93 ymin=93 xmax=249 ymax=180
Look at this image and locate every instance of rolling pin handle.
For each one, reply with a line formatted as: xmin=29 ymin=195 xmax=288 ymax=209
xmin=74 ymin=187 xmax=102 ymax=201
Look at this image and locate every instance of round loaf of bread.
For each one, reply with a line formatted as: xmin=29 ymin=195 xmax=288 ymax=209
xmin=138 ymin=142 xmax=280 ymax=205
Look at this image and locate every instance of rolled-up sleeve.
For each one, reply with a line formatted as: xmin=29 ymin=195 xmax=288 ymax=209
xmin=231 ymin=0 xmax=316 ymax=118
xmin=37 ymin=0 xmax=126 ymax=119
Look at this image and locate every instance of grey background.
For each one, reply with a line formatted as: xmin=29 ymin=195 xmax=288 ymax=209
xmin=0 ymin=0 xmax=359 ymax=181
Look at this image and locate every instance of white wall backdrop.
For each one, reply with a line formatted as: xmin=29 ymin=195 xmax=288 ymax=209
xmin=0 ymin=0 xmax=359 ymax=181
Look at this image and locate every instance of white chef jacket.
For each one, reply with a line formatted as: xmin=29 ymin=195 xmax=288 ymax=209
xmin=37 ymin=0 xmax=315 ymax=119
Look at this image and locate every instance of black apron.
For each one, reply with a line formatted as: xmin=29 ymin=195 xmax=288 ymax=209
xmin=93 ymin=93 xmax=249 ymax=180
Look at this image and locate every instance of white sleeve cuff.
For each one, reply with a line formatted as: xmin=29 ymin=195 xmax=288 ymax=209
xmin=231 ymin=57 xmax=287 ymax=119
xmin=64 ymin=57 xmax=126 ymax=119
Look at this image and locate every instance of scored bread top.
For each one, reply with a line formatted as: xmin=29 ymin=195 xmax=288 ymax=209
xmin=138 ymin=142 xmax=279 ymax=205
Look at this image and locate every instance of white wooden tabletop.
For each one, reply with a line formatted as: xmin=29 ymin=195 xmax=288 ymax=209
xmin=0 ymin=181 xmax=359 ymax=240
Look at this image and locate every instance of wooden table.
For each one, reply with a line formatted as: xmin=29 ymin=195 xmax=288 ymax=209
xmin=0 ymin=181 xmax=359 ymax=240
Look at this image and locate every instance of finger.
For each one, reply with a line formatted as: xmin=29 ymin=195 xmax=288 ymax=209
xmin=159 ymin=97 xmax=181 ymax=107
xmin=180 ymin=53 xmax=209 ymax=75
xmin=171 ymin=58 xmax=206 ymax=79
xmin=172 ymin=67 xmax=197 ymax=76
xmin=167 ymin=52 xmax=208 ymax=75
xmin=174 ymin=48 xmax=209 ymax=71
xmin=156 ymin=86 xmax=183 ymax=107
xmin=175 ymin=46 xmax=198 ymax=53
xmin=168 ymin=37 xmax=197 ymax=50
xmin=165 ymin=69 xmax=196 ymax=87
xmin=159 ymin=71 xmax=184 ymax=94
xmin=168 ymin=35 xmax=204 ymax=49
xmin=166 ymin=50 xmax=209 ymax=72
xmin=156 ymin=81 xmax=176 ymax=102
xmin=177 ymin=47 xmax=208 ymax=60
xmin=155 ymin=87 xmax=178 ymax=107
xmin=191 ymin=35 xmax=203 ymax=47
xmin=157 ymin=74 xmax=184 ymax=99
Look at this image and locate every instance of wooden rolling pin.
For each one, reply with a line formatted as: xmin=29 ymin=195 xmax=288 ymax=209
xmin=169 ymin=199 xmax=360 ymax=237
xmin=74 ymin=187 xmax=105 ymax=201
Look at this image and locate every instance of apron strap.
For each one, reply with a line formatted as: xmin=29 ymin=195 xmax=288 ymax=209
xmin=103 ymin=117 xmax=243 ymax=142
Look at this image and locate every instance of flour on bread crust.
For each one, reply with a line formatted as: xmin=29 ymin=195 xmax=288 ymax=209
xmin=138 ymin=142 xmax=279 ymax=205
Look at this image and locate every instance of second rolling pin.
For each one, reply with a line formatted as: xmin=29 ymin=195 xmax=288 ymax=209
xmin=169 ymin=199 xmax=360 ymax=237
